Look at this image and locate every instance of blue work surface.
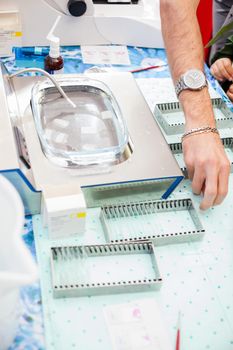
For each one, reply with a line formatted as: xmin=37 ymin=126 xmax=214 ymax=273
xmin=2 ymin=46 xmax=233 ymax=350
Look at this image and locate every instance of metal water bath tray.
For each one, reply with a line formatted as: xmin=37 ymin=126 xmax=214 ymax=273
xmin=0 ymin=66 xmax=183 ymax=211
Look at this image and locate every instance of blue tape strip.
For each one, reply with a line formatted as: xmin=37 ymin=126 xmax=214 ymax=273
xmin=81 ymin=175 xmax=183 ymax=189
xmin=0 ymin=168 xmax=40 ymax=193
xmin=162 ymin=176 xmax=183 ymax=199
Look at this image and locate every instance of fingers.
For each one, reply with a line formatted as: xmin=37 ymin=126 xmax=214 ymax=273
xmin=227 ymin=84 xmax=233 ymax=102
xmin=210 ymin=58 xmax=233 ymax=82
xmin=191 ymin=167 xmax=205 ymax=195
xmin=214 ymin=160 xmax=230 ymax=205
xmin=195 ymin=158 xmax=230 ymax=209
xmin=186 ymin=160 xmax=194 ymax=180
xmin=183 ymin=132 xmax=230 ymax=210
xmin=210 ymin=64 xmax=223 ymax=81
xmin=217 ymin=59 xmax=233 ymax=81
xmin=211 ymin=65 xmax=226 ymax=81
xmin=200 ymin=167 xmax=218 ymax=210
xmin=186 ymin=158 xmax=218 ymax=209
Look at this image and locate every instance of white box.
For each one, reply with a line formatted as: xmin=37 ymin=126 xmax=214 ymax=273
xmin=41 ymin=184 xmax=86 ymax=239
xmin=0 ymin=11 xmax=22 ymax=57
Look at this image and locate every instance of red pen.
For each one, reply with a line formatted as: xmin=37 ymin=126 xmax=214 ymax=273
xmin=175 ymin=312 xmax=181 ymax=350
xmin=130 ymin=64 xmax=167 ymax=73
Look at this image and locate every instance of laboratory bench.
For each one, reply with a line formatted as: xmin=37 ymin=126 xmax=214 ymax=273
xmin=2 ymin=46 xmax=233 ymax=350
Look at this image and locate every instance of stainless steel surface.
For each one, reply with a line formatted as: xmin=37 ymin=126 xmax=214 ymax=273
xmin=0 ymin=64 xmax=19 ymax=170
xmin=8 ymin=72 xmax=182 ymax=207
xmin=0 ymin=63 xmax=41 ymax=215
xmin=100 ymin=198 xmax=205 ymax=245
xmin=50 ymin=241 xmax=162 ymax=298
xmin=154 ymin=99 xmax=233 ymax=135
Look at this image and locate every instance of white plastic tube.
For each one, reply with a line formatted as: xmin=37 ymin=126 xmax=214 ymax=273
xmin=9 ymin=68 xmax=76 ymax=108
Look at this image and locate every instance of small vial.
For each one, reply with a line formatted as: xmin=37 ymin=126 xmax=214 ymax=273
xmin=44 ymin=54 xmax=64 ymax=74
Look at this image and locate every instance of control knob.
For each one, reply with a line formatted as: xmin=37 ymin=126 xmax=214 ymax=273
xmin=67 ymin=0 xmax=87 ymax=16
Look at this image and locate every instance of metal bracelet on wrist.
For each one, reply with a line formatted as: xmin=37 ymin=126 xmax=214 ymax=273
xmin=181 ymin=126 xmax=219 ymax=142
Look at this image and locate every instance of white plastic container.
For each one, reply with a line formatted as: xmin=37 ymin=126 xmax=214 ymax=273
xmin=0 ymin=175 xmax=38 ymax=350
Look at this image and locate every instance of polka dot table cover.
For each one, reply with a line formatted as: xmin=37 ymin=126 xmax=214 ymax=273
xmin=2 ymin=46 xmax=233 ymax=350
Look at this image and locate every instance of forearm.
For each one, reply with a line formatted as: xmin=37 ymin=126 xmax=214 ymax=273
xmin=160 ymin=1 xmax=230 ymax=210
xmin=160 ymin=0 xmax=216 ymax=129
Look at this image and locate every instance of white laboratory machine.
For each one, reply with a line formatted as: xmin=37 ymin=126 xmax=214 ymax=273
xmin=0 ymin=0 xmax=163 ymax=56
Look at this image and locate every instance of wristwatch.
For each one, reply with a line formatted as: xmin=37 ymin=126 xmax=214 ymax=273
xmin=175 ymin=69 xmax=207 ymax=96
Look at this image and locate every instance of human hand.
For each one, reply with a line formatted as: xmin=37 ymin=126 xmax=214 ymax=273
xmin=182 ymin=132 xmax=230 ymax=210
xmin=210 ymin=58 xmax=233 ymax=82
xmin=227 ymin=83 xmax=233 ymax=101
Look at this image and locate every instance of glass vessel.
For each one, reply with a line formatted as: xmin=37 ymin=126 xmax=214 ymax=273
xmin=31 ymin=77 xmax=132 ymax=169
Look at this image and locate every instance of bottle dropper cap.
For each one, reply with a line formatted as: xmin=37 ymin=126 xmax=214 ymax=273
xmin=47 ymin=16 xmax=61 ymax=59
xmin=49 ymin=36 xmax=60 ymax=58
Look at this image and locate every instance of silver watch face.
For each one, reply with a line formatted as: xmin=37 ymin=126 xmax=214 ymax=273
xmin=183 ymin=69 xmax=206 ymax=89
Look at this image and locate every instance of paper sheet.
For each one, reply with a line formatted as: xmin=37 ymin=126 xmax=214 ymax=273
xmin=81 ymin=45 xmax=131 ymax=65
xmin=104 ymin=299 xmax=173 ymax=350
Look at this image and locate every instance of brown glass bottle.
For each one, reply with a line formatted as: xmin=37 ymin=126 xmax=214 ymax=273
xmin=44 ymin=55 xmax=64 ymax=74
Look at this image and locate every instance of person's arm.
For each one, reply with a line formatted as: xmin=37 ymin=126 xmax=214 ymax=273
xmin=160 ymin=0 xmax=230 ymax=210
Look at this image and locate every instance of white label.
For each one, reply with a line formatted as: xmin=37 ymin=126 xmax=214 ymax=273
xmin=0 ymin=31 xmax=20 ymax=57
xmin=0 ymin=12 xmax=22 ymax=57
xmin=47 ymin=211 xmax=86 ymax=239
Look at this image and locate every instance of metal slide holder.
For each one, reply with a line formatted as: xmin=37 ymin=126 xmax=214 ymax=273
xmin=169 ymin=137 xmax=233 ymax=178
xmin=100 ymin=198 xmax=205 ymax=245
xmin=50 ymin=242 xmax=162 ymax=298
xmin=154 ymin=98 xmax=233 ymax=135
